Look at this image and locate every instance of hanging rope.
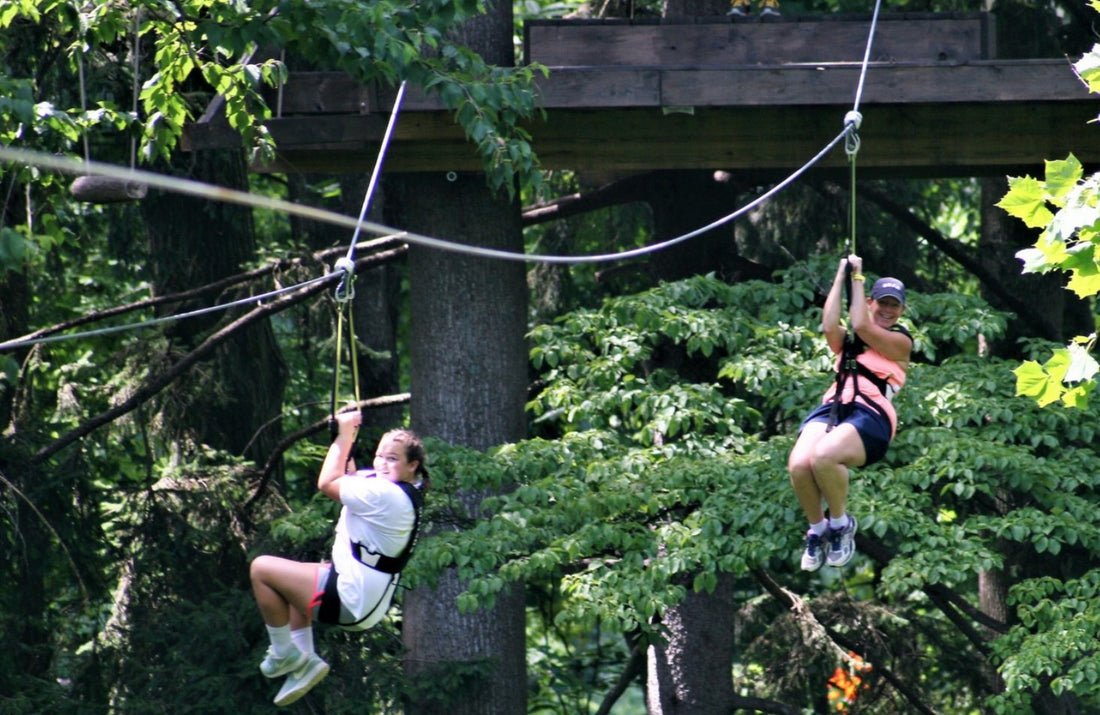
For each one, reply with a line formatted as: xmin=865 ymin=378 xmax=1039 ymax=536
xmin=328 ymin=290 xmax=362 ymax=437
xmin=842 ymin=0 xmax=884 ymax=258
xmin=70 ymin=13 xmax=147 ymax=203
xmin=844 ymin=110 xmax=861 ymax=258
xmin=327 ymin=81 xmax=405 ymax=431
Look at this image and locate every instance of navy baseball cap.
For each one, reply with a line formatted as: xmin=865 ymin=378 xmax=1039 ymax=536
xmin=871 ymin=277 xmax=906 ymax=305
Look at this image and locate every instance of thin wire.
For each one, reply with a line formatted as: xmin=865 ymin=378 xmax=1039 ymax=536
xmin=130 ymin=9 xmax=141 ymax=170
xmin=0 ymin=271 xmax=335 ymax=352
xmin=344 ymin=80 xmax=407 ymax=267
xmin=77 ymin=53 xmax=89 ymax=164
xmin=850 ymin=0 xmax=884 ymax=117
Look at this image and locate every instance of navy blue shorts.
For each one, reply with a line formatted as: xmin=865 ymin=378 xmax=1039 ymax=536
xmin=799 ymin=401 xmax=892 ymax=466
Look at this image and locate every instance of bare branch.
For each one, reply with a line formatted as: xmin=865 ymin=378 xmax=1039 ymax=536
xmin=30 ymin=247 xmax=406 ymax=466
xmin=751 ymin=566 xmax=938 ymax=715
xmin=5 ymin=236 xmax=405 ymax=347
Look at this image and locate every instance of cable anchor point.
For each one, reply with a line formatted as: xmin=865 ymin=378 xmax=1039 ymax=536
xmin=843 ymin=111 xmax=862 ymax=158
xmin=334 ymin=257 xmax=356 ymax=302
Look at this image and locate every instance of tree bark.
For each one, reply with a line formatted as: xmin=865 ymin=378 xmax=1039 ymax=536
xmin=393 ymin=167 xmax=528 ymax=715
xmin=394 ymin=4 xmax=528 ymax=707
xmin=140 ymin=149 xmax=287 ymax=464
xmin=646 ymin=572 xmax=740 ymax=714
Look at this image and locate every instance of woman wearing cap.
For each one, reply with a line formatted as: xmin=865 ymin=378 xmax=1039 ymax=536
xmin=788 ymin=254 xmax=911 ymax=572
xmin=249 ymin=410 xmax=430 ymax=706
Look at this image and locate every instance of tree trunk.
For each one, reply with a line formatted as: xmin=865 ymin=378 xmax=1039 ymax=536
xmin=646 ymin=170 xmax=769 ymax=284
xmin=140 ymin=149 xmax=287 ymax=464
xmin=393 ymin=169 xmax=528 ymax=715
xmin=393 ymin=2 xmax=528 ymax=707
xmin=646 ymin=572 xmax=739 ymax=714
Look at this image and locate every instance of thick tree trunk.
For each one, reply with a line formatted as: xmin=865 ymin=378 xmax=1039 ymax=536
xmin=392 ymin=3 xmax=528 ymax=707
xmin=646 ymin=170 xmax=768 ymax=284
xmin=393 ymin=169 xmax=528 ymax=715
xmin=140 ymin=149 xmax=287 ymax=464
xmin=646 ymin=572 xmax=739 ymax=714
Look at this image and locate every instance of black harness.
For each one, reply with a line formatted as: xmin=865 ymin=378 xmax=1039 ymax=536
xmin=825 ymin=334 xmax=893 ymax=432
xmin=350 ymin=481 xmax=423 ymax=574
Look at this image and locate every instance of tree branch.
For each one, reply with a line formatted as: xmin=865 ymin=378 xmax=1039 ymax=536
xmin=521 ymin=174 xmax=654 ymax=226
xmin=29 ymin=247 xmax=406 ymax=466
xmin=856 ymin=534 xmax=1008 ymax=638
xmin=851 ymin=182 xmax=1048 ymax=337
xmin=244 ymin=391 xmax=410 ymax=512
xmin=751 ymin=566 xmax=938 ymax=715
xmin=3 ymin=236 xmax=405 ymax=348
xmin=594 ymin=643 xmax=645 ymax=715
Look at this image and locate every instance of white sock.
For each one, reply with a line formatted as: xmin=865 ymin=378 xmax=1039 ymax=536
xmin=291 ymin=627 xmax=314 ymax=655
xmin=266 ymin=624 xmax=294 ymax=656
xmin=809 ymin=519 xmax=829 ymax=536
xmin=829 ymin=513 xmax=849 ymax=531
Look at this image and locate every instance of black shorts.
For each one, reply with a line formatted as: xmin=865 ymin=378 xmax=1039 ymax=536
xmin=800 ymin=401 xmax=892 ymax=466
xmin=310 ymin=563 xmax=396 ymax=632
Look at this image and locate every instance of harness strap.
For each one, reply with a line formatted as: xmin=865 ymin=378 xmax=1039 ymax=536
xmin=351 ymin=482 xmax=423 ymax=574
xmin=825 ymin=338 xmax=891 ymax=432
xmin=317 ymin=565 xmax=342 ymax=625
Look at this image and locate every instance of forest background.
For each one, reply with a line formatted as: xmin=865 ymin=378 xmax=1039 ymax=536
xmin=2 ymin=0 xmax=1100 ymax=713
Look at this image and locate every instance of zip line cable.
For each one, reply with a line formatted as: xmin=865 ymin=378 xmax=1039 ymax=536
xmin=340 ymin=80 xmax=407 ymax=271
xmin=0 ymin=123 xmax=848 ymax=270
xmin=0 ymin=5 xmax=883 ymax=350
xmin=0 ymin=130 xmax=847 ymax=351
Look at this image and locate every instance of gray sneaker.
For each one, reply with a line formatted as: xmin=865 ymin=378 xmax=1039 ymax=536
xmin=274 ymin=653 xmax=330 ymax=707
xmin=800 ymin=530 xmax=826 ymax=571
xmin=259 ymin=646 xmax=309 ymax=679
xmin=826 ymin=515 xmax=858 ymax=568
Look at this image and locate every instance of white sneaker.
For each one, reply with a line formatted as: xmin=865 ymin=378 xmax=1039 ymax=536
xmin=826 ymin=515 xmax=858 ymax=568
xmin=274 ymin=653 xmax=330 ymax=707
xmin=800 ymin=530 xmax=826 ymax=572
xmin=259 ymin=646 xmax=309 ymax=679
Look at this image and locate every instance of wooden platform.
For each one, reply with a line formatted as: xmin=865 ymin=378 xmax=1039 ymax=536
xmin=183 ymin=13 xmax=1099 ymax=178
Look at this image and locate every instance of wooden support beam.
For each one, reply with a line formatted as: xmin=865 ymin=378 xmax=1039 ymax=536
xmin=524 ymin=13 xmax=994 ymax=66
xmin=180 ymin=14 xmax=1096 ymax=178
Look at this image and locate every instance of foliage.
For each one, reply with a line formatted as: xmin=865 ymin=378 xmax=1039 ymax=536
xmin=1 ymin=0 xmax=546 ymax=199
xmin=999 ymin=13 xmax=1100 ymax=407
xmin=405 ymin=268 xmax=1100 ymax=712
xmin=5 ymin=1 xmax=1100 ymax=713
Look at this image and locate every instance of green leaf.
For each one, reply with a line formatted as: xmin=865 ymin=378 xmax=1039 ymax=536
xmin=1014 ymin=360 xmax=1063 ymax=407
xmin=998 ymin=175 xmax=1054 ymax=229
xmin=1067 ymin=268 xmax=1100 ymax=298
xmin=1074 ymin=46 xmax=1100 ymax=94
xmin=1044 ymin=155 xmax=1084 ymax=200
